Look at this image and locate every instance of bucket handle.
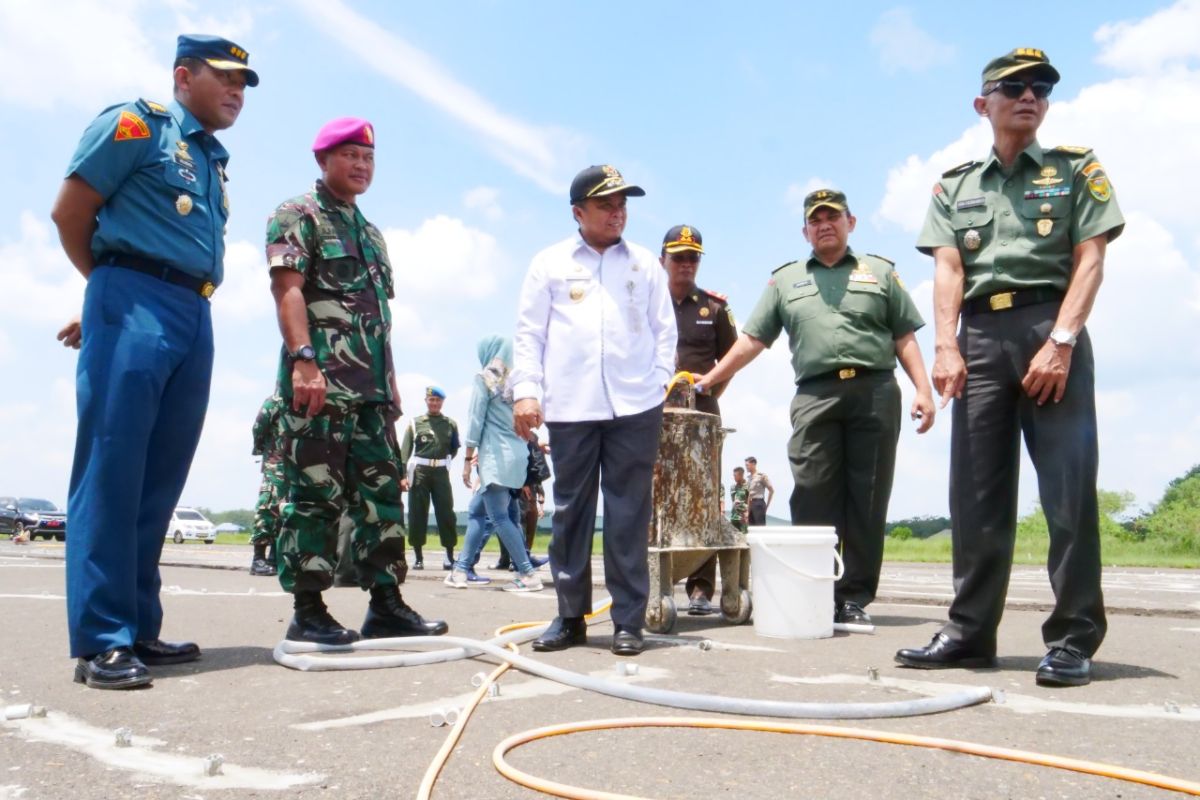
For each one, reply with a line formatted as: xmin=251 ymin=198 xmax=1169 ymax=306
xmin=754 ymin=541 xmax=845 ymax=582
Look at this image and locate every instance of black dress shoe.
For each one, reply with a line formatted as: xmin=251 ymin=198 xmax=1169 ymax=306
xmin=133 ymin=639 xmax=200 ymax=666
xmin=74 ymin=647 xmax=152 ymax=690
xmin=1036 ymin=647 xmax=1092 ymax=687
xmin=360 ymin=586 xmax=449 ymax=638
xmin=412 ymin=559 xmax=424 ymax=570
xmin=687 ymin=595 xmax=714 ymax=616
xmin=611 ymin=625 xmax=645 ymax=656
xmin=834 ymin=601 xmax=872 ymax=625
xmin=287 ymin=591 xmax=360 ymax=645
xmin=442 ymin=557 xmax=453 ymax=571
xmin=895 ymin=632 xmax=996 ymax=669
xmin=250 ymin=557 xmax=275 ymax=576
xmin=491 ymin=559 xmax=511 ymax=571
xmin=532 ymin=617 xmax=587 ymax=652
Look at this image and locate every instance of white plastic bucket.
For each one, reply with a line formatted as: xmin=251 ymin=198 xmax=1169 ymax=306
xmin=746 ymin=527 xmax=843 ymax=639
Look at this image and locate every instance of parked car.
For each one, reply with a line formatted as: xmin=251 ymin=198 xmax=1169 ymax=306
xmin=165 ymin=508 xmax=215 ymax=544
xmin=0 ymin=497 xmax=67 ymax=541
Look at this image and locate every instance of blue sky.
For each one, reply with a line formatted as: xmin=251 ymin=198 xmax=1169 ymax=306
xmin=1 ymin=0 xmax=1197 ymax=520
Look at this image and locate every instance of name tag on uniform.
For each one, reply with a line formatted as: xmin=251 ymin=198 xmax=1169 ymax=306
xmin=792 ymin=280 xmax=813 ymax=288
xmin=849 ymin=272 xmax=878 ymax=284
xmin=695 ymin=319 xmax=713 ymax=325
xmin=956 ymin=197 xmax=986 ymax=210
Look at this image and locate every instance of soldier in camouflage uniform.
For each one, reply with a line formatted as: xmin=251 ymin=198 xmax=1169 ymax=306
xmin=250 ymin=395 xmax=286 ymax=576
xmin=399 ymin=386 xmax=460 ymax=570
xmin=266 ymin=117 xmax=447 ymax=645
xmin=729 ymin=467 xmax=750 ymax=533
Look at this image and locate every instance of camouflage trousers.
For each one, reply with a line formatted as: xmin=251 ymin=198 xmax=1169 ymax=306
xmin=252 ymin=458 xmax=287 ymax=546
xmin=277 ymin=401 xmax=407 ymax=593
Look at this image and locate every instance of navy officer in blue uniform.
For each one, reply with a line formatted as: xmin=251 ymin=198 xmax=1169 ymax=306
xmin=50 ymin=34 xmax=258 ymax=689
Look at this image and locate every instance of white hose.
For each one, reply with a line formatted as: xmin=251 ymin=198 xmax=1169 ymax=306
xmin=273 ymin=632 xmax=993 ymax=720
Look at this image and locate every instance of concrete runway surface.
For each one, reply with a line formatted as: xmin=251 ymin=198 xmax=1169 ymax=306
xmin=2 ymin=540 xmax=1198 ymax=799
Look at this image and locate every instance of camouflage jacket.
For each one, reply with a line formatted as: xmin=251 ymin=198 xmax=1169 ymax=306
xmin=729 ymin=482 xmax=750 ymax=521
xmin=266 ymin=180 xmax=395 ymax=404
xmin=251 ymin=395 xmax=285 ymax=463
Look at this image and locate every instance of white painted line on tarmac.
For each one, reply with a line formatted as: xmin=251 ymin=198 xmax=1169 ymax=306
xmin=1170 ymin=627 xmax=1200 ymax=633
xmin=0 ymin=560 xmax=62 ymax=568
xmin=161 ymin=586 xmax=289 ymax=598
xmin=0 ymin=785 xmax=30 ymax=799
xmin=3 ymin=710 xmax=322 ymax=789
xmin=0 ymin=593 xmax=65 ymax=600
xmin=776 ymin=673 xmax=1200 ymax=722
xmin=294 ymin=665 xmax=672 ymax=731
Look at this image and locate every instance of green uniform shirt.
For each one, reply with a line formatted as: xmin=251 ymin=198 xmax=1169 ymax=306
xmin=400 ymin=413 xmax=461 ymax=463
xmin=741 ymin=248 xmax=925 ymax=383
xmin=251 ymin=395 xmax=285 ymax=464
xmin=266 ymin=180 xmax=395 ymax=404
xmin=729 ymin=482 xmax=749 ymax=522
xmin=916 ymin=141 xmax=1125 ymax=300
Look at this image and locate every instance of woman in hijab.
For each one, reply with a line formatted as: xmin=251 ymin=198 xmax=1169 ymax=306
xmin=446 ymin=335 xmax=543 ymax=591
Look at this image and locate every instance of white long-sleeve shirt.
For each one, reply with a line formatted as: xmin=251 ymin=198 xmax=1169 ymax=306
xmin=512 ymin=233 xmax=677 ymax=422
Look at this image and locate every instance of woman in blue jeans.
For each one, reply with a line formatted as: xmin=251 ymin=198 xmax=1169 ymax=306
xmin=446 ymin=335 xmax=543 ymax=592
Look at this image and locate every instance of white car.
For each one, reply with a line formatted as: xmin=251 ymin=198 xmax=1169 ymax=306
xmin=166 ymin=508 xmax=215 ymax=544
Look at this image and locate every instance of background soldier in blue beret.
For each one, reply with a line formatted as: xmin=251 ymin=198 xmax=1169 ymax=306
xmin=698 ymin=189 xmax=934 ymax=627
xmin=896 ymin=49 xmax=1124 ymax=687
xmin=400 ymin=386 xmax=462 ymax=570
xmin=51 ymin=34 xmax=258 ymax=689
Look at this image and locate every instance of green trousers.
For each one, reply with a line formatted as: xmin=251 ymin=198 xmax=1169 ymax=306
xmin=251 ymin=458 xmax=287 ymax=547
xmin=407 ymin=465 xmax=458 ymax=548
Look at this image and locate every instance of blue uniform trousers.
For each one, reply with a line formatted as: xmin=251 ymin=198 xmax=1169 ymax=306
xmin=66 ymin=266 xmax=213 ymax=658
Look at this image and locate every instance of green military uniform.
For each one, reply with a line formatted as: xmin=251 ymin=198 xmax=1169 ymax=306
xmin=400 ymin=410 xmax=461 ymax=555
xmin=250 ymin=395 xmax=286 ymax=575
xmin=729 ymin=481 xmax=749 ymax=533
xmin=742 ymin=244 xmax=924 ymax=609
xmin=916 ymin=141 xmax=1123 ymax=657
xmin=265 ymin=179 xmax=408 ymax=593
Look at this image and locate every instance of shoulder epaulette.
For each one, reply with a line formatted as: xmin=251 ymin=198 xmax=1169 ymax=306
xmin=1053 ymin=145 xmax=1093 ymax=155
xmin=941 ymin=160 xmax=981 ymax=178
xmin=771 ymin=261 xmax=799 ymax=274
xmin=865 ymin=253 xmax=895 ymax=266
xmin=136 ymin=98 xmax=171 ymax=117
xmin=701 ymin=288 xmax=729 ymax=303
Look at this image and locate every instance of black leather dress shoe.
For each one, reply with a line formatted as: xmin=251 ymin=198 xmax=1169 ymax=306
xmin=611 ymin=626 xmax=645 ymax=656
xmin=412 ymin=559 xmax=424 ymax=570
xmin=74 ymin=647 xmax=152 ymax=690
xmin=687 ymin=595 xmax=714 ymax=616
xmin=1036 ymin=647 xmax=1092 ymax=687
xmin=834 ymin=601 xmax=872 ymax=625
xmin=133 ymin=639 xmax=200 ymax=666
xmin=532 ymin=617 xmax=587 ymax=652
xmin=895 ymin=632 xmax=996 ymax=669
xmin=360 ymin=586 xmax=449 ymax=638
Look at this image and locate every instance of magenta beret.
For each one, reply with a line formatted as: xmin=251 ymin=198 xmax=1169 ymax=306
xmin=312 ymin=117 xmax=375 ymax=152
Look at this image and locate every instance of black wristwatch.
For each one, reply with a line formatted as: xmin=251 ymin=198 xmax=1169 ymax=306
xmin=289 ymin=344 xmax=316 ymax=362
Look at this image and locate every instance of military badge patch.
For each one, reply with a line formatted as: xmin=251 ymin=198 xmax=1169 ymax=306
xmin=1083 ymin=162 xmax=1112 ymax=202
xmin=114 ymin=111 xmax=150 ymax=141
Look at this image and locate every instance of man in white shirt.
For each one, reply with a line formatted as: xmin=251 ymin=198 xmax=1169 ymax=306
xmin=512 ymin=165 xmax=677 ymax=656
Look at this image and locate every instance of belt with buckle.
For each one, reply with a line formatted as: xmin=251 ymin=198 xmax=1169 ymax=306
xmin=411 ymin=457 xmax=451 ymax=468
xmin=797 ymin=366 xmax=885 ymax=388
xmin=98 ymin=254 xmax=217 ymax=299
xmin=962 ymin=288 xmax=1064 ymax=316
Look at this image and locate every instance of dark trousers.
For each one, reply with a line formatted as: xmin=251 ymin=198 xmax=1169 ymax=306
xmin=787 ymin=372 xmax=901 ymax=607
xmin=408 ymin=465 xmax=458 ymax=548
xmin=546 ymin=404 xmax=664 ymax=628
xmin=66 ymin=268 xmax=212 ymax=658
xmin=946 ymin=302 xmax=1105 ymax=656
xmin=747 ymin=498 xmax=767 ymax=525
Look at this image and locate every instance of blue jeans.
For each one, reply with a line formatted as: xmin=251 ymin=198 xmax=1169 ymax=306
xmin=456 ymin=485 xmax=531 ymax=574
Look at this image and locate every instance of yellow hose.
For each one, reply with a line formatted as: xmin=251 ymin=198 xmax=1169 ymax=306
xmin=416 ymin=603 xmax=615 ymax=798
xmin=491 ymin=717 xmax=1200 ymax=799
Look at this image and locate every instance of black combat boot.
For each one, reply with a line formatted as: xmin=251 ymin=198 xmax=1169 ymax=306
xmin=412 ymin=545 xmax=424 ymax=570
xmin=249 ymin=542 xmax=273 ymax=576
xmin=361 ymin=585 xmax=449 ymax=638
xmin=286 ymin=591 xmax=360 ymax=645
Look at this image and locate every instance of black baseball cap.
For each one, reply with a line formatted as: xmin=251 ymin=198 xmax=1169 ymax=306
xmin=662 ymin=225 xmax=703 ymax=254
xmin=569 ymin=165 xmax=645 ymax=204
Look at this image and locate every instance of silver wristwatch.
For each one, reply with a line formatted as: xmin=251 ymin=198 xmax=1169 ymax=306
xmin=1049 ymin=328 xmax=1077 ymax=347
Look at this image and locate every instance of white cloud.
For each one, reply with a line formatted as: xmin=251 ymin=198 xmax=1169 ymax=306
xmin=1094 ymin=0 xmax=1200 ymax=74
xmin=295 ymin=0 xmax=583 ymax=193
xmin=211 ymin=239 xmax=273 ymax=324
xmin=0 ymin=212 xmax=85 ymax=322
xmin=463 ymin=186 xmax=504 ymax=221
xmin=868 ymin=8 xmax=955 ymax=75
xmin=784 ymin=177 xmax=837 ymax=216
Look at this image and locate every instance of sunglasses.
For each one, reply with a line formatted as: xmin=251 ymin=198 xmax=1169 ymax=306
xmin=984 ymin=78 xmax=1054 ymax=100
